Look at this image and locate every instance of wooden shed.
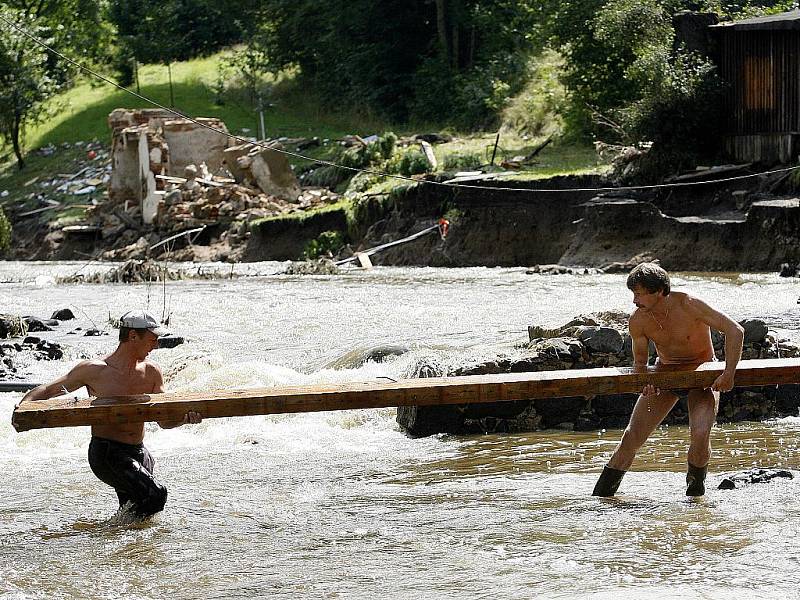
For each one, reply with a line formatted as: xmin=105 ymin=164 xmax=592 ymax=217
xmin=711 ymin=10 xmax=800 ymax=164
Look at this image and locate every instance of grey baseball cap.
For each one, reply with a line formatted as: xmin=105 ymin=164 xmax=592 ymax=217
xmin=119 ymin=310 xmax=170 ymax=336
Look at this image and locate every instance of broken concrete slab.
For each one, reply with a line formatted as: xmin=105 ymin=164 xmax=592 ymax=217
xmin=235 ymin=143 xmax=301 ymax=202
xmin=162 ymin=118 xmax=230 ymax=176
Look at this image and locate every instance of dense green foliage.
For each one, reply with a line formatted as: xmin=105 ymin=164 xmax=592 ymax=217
xmin=240 ymin=0 xmax=550 ymax=128
xmin=303 ymin=230 xmax=345 ymax=259
xmin=3 ymin=0 xmax=800 ymax=177
xmin=2 ymin=0 xmax=108 ymax=65
xmin=546 ymin=0 xmax=798 ymax=139
xmin=0 ymin=205 xmax=10 ymax=251
xmin=108 ymin=0 xmax=248 ymax=66
xmin=0 ymin=8 xmax=59 ymax=168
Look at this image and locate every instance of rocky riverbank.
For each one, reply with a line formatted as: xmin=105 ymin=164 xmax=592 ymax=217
xmin=396 ymin=312 xmax=800 ymax=436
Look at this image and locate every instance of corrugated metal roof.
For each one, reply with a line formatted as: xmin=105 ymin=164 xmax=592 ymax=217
xmin=711 ymin=9 xmax=800 ymax=31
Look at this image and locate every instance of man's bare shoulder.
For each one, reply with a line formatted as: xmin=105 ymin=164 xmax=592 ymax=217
xmin=142 ymin=359 xmax=163 ymax=374
xmin=628 ymin=308 xmax=647 ymax=329
xmin=72 ymin=358 xmax=109 ymax=374
xmin=143 ymin=360 xmax=164 ymax=393
xmin=673 ymin=291 xmax=707 ymax=314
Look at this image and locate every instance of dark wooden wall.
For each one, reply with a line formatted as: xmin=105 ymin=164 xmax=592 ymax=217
xmin=718 ymin=30 xmax=800 ymax=135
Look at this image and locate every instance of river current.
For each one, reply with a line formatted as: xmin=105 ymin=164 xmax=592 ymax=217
xmin=1 ymin=262 xmax=799 ymax=599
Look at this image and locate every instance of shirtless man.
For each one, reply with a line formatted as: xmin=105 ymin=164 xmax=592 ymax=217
xmin=592 ymin=263 xmax=744 ymax=497
xmin=21 ymin=310 xmax=201 ymax=517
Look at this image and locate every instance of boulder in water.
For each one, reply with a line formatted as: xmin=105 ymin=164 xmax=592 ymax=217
xmin=51 ymin=308 xmax=76 ymax=321
xmin=575 ymin=326 xmax=624 ymax=354
xmin=157 ymin=335 xmax=185 ymax=349
xmin=360 ymin=345 xmax=409 ymax=364
xmin=740 ymin=319 xmax=768 ymax=345
xmin=283 ymin=259 xmax=340 ymax=275
xmin=718 ymin=468 xmax=793 ymax=490
xmin=22 ymin=316 xmax=54 ymax=332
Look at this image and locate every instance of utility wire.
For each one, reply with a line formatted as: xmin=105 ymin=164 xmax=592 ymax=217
xmin=2 ymin=13 xmax=799 ymax=194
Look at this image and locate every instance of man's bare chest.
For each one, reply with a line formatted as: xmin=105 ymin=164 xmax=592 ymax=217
xmin=88 ymin=369 xmax=152 ymax=397
xmin=643 ymin=313 xmax=709 ymax=348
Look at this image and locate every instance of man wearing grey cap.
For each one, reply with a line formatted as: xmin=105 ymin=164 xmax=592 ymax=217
xmin=21 ymin=310 xmax=201 ymax=519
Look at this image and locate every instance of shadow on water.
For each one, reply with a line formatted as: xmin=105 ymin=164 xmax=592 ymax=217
xmin=36 ymin=504 xmax=152 ymax=540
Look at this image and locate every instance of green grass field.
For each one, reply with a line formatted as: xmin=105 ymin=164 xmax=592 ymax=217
xmin=22 ymin=52 xmax=394 ymax=151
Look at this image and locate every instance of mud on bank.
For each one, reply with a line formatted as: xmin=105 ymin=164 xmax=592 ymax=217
xmin=246 ymin=170 xmax=800 ymax=271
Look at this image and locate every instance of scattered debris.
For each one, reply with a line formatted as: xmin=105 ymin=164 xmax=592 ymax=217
xmin=501 ymin=136 xmax=553 ymax=169
xmin=526 ymin=264 xmax=594 ymax=275
xmin=0 ymin=314 xmax=28 ymax=339
xmin=283 ymin=259 xmax=340 ymax=275
xmin=666 ymin=163 xmax=753 ymax=183
xmin=418 ymin=140 xmax=438 ymax=170
xmin=600 ymin=252 xmax=659 ymax=274
xmin=57 ymin=259 xmax=183 ymax=284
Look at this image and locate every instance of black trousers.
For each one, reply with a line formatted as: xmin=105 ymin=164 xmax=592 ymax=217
xmin=88 ymin=437 xmax=168 ymax=517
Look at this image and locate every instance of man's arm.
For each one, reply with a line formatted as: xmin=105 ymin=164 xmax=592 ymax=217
xmin=629 ymin=315 xmax=650 ymax=370
xmin=152 ymin=364 xmax=202 ymax=429
xmin=685 ymin=295 xmax=744 ymax=392
xmin=21 ymin=361 xmax=94 ymax=403
xmin=630 ymin=315 xmax=660 ymax=397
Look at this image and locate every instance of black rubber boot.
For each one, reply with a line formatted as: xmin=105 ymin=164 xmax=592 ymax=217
xmin=592 ymin=465 xmax=626 ymax=497
xmin=686 ymin=462 xmax=708 ymax=496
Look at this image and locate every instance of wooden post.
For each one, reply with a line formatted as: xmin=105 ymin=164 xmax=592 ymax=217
xmin=11 ymin=358 xmax=800 ymax=432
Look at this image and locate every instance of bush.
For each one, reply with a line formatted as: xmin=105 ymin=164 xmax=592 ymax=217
xmin=587 ymin=0 xmax=727 ymax=181
xmin=301 ymin=131 xmax=398 ymax=189
xmin=442 ymin=151 xmax=483 ymax=171
xmin=303 ymin=230 xmax=345 ymax=259
xmin=410 ymin=52 xmax=527 ymax=130
xmin=394 ymin=149 xmax=431 ymax=177
xmin=0 ymin=206 xmax=11 ymax=253
xmin=502 ymin=50 xmax=567 ymax=138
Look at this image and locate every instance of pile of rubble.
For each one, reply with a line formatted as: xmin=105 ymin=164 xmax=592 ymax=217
xmin=56 ymin=259 xmax=239 ymax=284
xmin=31 ymin=109 xmax=340 ymax=261
xmin=97 ymin=109 xmax=340 ymax=259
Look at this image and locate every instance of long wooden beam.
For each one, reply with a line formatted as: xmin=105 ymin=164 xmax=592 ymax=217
xmin=11 ymin=358 xmax=800 ymax=432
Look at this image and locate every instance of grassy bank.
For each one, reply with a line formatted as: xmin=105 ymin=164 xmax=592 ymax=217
xmin=21 ymin=52 xmax=395 ymax=151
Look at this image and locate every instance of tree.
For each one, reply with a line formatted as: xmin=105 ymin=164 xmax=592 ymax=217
xmin=109 ymin=0 xmax=247 ymax=64
xmin=239 ymin=0 xmax=546 ymax=127
xmin=0 ymin=8 xmax=58 ymax=169
xmin=0 ymin=205 xmax=11 ymax=253
xmin=2 ymin=0 xmax=110 ymax=78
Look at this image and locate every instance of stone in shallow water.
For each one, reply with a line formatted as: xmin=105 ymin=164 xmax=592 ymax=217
xmin=51 ymin=308 xmax=75 ymax=321
xmin=740 ymin=319 xmax=768 ymax=345
xmin=22 ymin=317 xmax=54 ymax=332
xmin=717 ymin=468 xmax=794 ymax=490
xmin=157 ymin=335 xmax=185 ymax=349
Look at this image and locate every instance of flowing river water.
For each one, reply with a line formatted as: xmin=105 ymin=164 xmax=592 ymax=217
xmin=1 ymin=262 xmax=800 ymax=599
